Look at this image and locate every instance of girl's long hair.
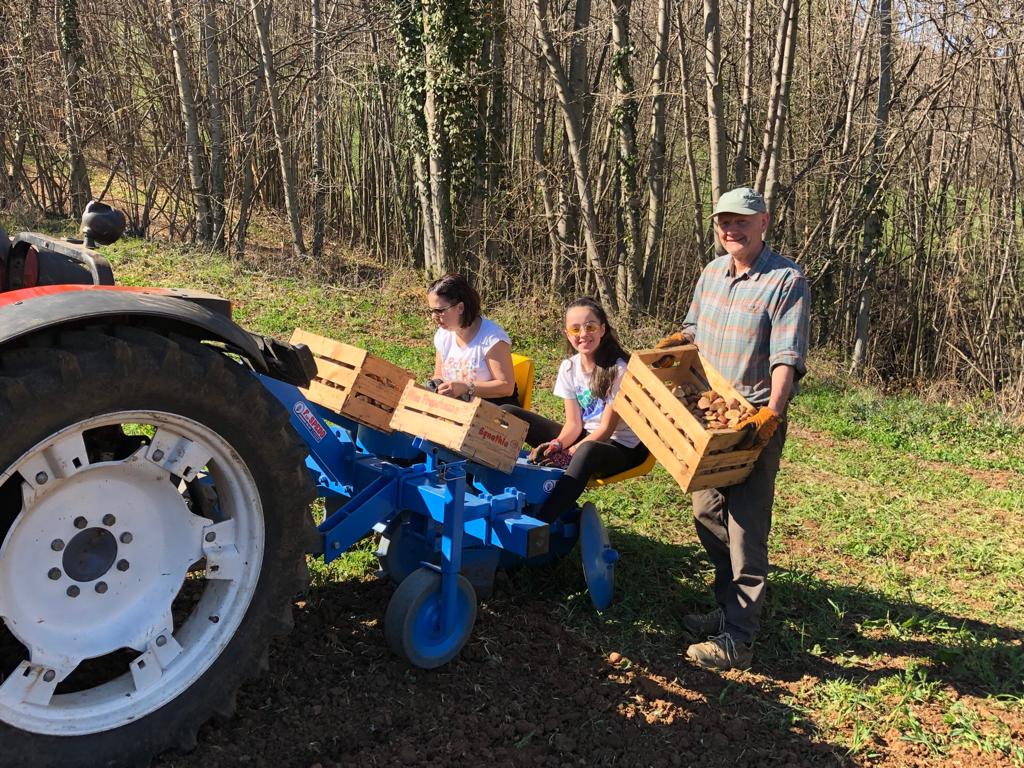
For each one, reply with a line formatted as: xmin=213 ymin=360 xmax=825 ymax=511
xmin=565 ymin=297 xmax=629 ymax=401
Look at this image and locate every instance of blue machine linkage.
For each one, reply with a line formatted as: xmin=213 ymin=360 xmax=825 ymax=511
xmin=257 ymin=373 xmax=616 ymax=668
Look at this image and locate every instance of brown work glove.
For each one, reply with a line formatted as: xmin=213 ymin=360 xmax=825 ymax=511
xmin=735 ymin=406 xmax=780 ymax=450
xmin=654 ymin=331 xmax=692 ymax=349
xmin=528 ymin=440 xmax=562 ymax=464
xmin=653 ymin=331 xmax=694 ymax=368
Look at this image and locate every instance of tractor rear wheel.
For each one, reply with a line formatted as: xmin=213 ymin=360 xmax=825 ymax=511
xmin=0 ymin=327 xmax=314 ymax=767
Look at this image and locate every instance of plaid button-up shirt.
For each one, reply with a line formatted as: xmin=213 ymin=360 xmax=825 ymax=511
xmin=681 ymin=244 xmax=810 ymax=406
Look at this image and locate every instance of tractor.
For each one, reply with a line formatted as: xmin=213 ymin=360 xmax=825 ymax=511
xmin=0 ymin=204 xmax=637 ymax=767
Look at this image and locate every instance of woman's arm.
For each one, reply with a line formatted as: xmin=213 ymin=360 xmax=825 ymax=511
xmin=432 ymin=350 xmax=444 ymax=381
xmin=438 ymin=340 xmax=515 ymax=399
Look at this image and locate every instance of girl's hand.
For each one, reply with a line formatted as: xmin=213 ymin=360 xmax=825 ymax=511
xmin=567 ymin=441 xmax=581 ymax=456
xmin=436 ymin=380 xmax=468 ymax=399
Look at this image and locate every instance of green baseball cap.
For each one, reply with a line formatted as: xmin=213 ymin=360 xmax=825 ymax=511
xmin=712 ymin=186 xmax=767 ymax=217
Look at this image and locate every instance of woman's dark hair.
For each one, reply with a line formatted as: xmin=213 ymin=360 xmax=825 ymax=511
xmin=565 ymin=297 xmax=629 ymax=402
xmin=427 ymin=273 xmax=481 ymax=328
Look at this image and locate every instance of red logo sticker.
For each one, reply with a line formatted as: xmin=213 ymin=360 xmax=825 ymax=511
xmin=293 ymin=401 xmax=327 ymax=442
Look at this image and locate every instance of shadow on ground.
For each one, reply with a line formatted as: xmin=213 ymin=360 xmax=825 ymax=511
xmin=158 ymin=529 xmax=1021 ymax=768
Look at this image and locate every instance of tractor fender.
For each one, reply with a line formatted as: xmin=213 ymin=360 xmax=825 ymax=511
xmin=0 ymin=284 xmax=271 ymax=372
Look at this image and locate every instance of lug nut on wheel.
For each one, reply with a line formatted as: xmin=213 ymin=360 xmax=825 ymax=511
xmin=116 ymin=559 xmax=130 ymax=571
xmin=43 ymin=669 xmax=55 ymax=683
xmin=152 ymin=449 xmax=165 ymax=461
xmin=120 ymin=532 xmax=133 ymax=544
xmin=102 ymin=514 xmax=116 ymax=526
xmin=73 ymin=516 xmax=87 ymax=529
xmin=66 ymin=585 xmax=80 ymax=598
xmin=51 ymin=538 xmax=65 ymax=551
xmin=35 ymin=471 xmax=48 ymax=485
xmin=95 ymin=581 xmax=108 ymax=594
xmin=48 ymin=568 xmax=61 ymax=580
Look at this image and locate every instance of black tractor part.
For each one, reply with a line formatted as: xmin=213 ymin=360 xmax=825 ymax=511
xmin=0 ymin=326 xmax=316 ymax=768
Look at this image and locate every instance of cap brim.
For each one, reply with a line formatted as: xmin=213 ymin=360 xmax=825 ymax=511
xmin=711 ymin=205 xmax=764 ymax=218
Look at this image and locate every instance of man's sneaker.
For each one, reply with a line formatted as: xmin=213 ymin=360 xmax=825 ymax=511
xmin=686 ymin=632 xmax=753 ymax=670
xmin=681 ymin=607 xmax=724 ymax=638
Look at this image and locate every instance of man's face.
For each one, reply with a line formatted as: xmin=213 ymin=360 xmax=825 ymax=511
xmin=714 ymin=212 xmax=767 ymax=260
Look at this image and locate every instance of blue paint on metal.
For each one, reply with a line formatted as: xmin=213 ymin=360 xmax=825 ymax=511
xmin=579 ymin=504 xmax=617 ymax=610
xmin=254 ymin=371 xmax=611 ymax=662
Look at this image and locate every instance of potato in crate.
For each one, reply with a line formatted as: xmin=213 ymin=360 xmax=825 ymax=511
xmin=290 ymin=328 xmax=415 ymax=433
xmin=390 ymin=382 xmax=529 ymax=473
xmin=612 ymin=345 xmax=763 ymax=493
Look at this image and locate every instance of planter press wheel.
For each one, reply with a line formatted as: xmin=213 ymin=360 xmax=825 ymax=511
xmin=375 ymin=514 xmax=438 ymax=585
xmin=0 ymin=328 xmax=313 ymax=768
xmin=383 ymin=567 xmax=477 ymax=669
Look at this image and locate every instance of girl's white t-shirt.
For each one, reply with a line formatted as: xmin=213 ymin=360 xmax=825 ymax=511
xmin=553 ymin=354 xmax=640 ymax=448
xmin=434 ymin=316 xmax=510 ymax=384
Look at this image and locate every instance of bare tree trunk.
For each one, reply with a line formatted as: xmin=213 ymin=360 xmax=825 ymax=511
xmin=676 ymin=1 xmax=707 ymax=261
xmin=732 ymin=0 xmax=755 ymax=184
xmin=422 ymin=1 xmax=456 ymax=275
xmin=310 ymin=0 xmax=326 ymax=258
xmin=555 ymin=0 xmax=595 ymax=263
xmin=252 ymin=0 xmax=307 ymax=257
xmin=703 ymin=0 xmax=727 ymax=204
xmin=761 ymin=0 xmax=798 ymax=217
xmin=57 ymin=0 xmax=92 ymax=216
xmin=641 ymin=0 xmax=671 ymax=307
xmin=482 ymin=0 xmax=507 ymax=279
xmin=167 ymin=0 xmax=210 ymax=241
xmin=533 ymin=0 xmax=617 ymax=314
xmin=201 ymin=0 xmax=226 ymax=248
xmin=610 ymin=0 xmax=642 ymax=312
xmin=850 ymin=0 xmax=891 ymax=375
xmin=530 ymin=20 xmax=562 ymax=287
xmin=233 ymin=86 xmax=259 ymax=260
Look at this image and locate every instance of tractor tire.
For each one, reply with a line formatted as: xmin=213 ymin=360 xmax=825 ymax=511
xmin=0 ymin=327 xmax=315 ymax=767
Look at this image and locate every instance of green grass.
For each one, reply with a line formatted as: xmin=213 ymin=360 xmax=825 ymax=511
xmin=96 ymin=237 xmax=1024 ymax=765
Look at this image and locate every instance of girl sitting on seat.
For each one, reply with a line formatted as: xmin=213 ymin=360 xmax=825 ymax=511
xmin=503 ymin=297 xmax=648 ymax=522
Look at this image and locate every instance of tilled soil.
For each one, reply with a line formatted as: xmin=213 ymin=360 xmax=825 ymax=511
xmin=160 ymin=577 xmax=848 ymax=768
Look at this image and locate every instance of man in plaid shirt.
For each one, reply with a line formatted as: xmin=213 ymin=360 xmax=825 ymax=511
xmin=657 ymin=186 xmax=810 ymax=670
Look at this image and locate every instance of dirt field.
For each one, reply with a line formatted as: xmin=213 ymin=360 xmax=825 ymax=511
xmin=157 ymin=574 xmax=849 ymax=768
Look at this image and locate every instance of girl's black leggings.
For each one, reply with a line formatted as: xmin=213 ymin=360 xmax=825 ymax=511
xmin=502 ymin=405 xmax=649 ymax=523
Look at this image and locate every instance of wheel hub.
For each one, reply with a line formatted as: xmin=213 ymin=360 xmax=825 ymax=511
xmin=63 ymin=527 xmax=118 ymax=583
xmin=0 ymin=452 xmax=208 ymax=665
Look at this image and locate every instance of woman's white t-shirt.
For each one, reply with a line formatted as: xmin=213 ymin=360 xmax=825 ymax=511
xmin=434 ymin=316 xmax=510 ymax=384
xmin=553 ymin=354 xmax=640 ymax=448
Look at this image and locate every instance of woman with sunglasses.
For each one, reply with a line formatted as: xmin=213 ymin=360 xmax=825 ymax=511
xmin=427 ymin=273 xmax=519 ymax=407
xmin=502 ymin=297 xmax=648 ymax=523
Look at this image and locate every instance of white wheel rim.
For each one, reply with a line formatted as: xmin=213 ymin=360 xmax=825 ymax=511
xmin=0 ymin=411 xmax=265 ymax=736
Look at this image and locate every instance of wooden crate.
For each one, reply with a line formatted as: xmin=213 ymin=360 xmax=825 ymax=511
xmin=390 ymin=382 xmax=529 ymax=473
xmin=290 ymin=328 xmax=415 ymax=433
xmin=613 ymin=345 xmax=764 ymax=493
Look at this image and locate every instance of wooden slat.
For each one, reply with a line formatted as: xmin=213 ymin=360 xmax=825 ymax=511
xmin=312 ymin=357 xmax=360 ymax=389
xmin=613 ymin=388 xmax=688 ymax=479
xmin=362 ymin=356 xmax=415 ymax=389
xmin=617 ymin=376 xmax=700 ymax=464
xmin=303 ymin=380 xmax=350 ymax=412
xmin=685 ymin=465 xmax=755 ymax=492
xmin=291 ymin=328 xmax=368 ymax=368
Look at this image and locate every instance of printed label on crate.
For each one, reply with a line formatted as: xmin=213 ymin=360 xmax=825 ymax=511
xmin=476 ymin=423 xmax=512 ymax=450
xmin=403 ymin=386 xmax=465 ymax=418
xmin=293 ymin=401 xmax=327 ymax=442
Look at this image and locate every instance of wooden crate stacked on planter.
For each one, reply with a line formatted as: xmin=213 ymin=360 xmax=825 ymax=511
xmin=289 ymin=329 xmax=415 ymax=433
xmin=613 ymin=345 xmax=763 ymax=493
xmin=390 ymin=382 xmax=529 ymax=473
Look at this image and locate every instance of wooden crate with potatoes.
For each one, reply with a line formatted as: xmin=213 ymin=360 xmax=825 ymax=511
xmin=290 ymin=328 xmax=415 ymax=433
xmin=613 ymin=345 xmax=764 ymax=493
xmin=390 ymin=382 xmax=529 ymax=473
